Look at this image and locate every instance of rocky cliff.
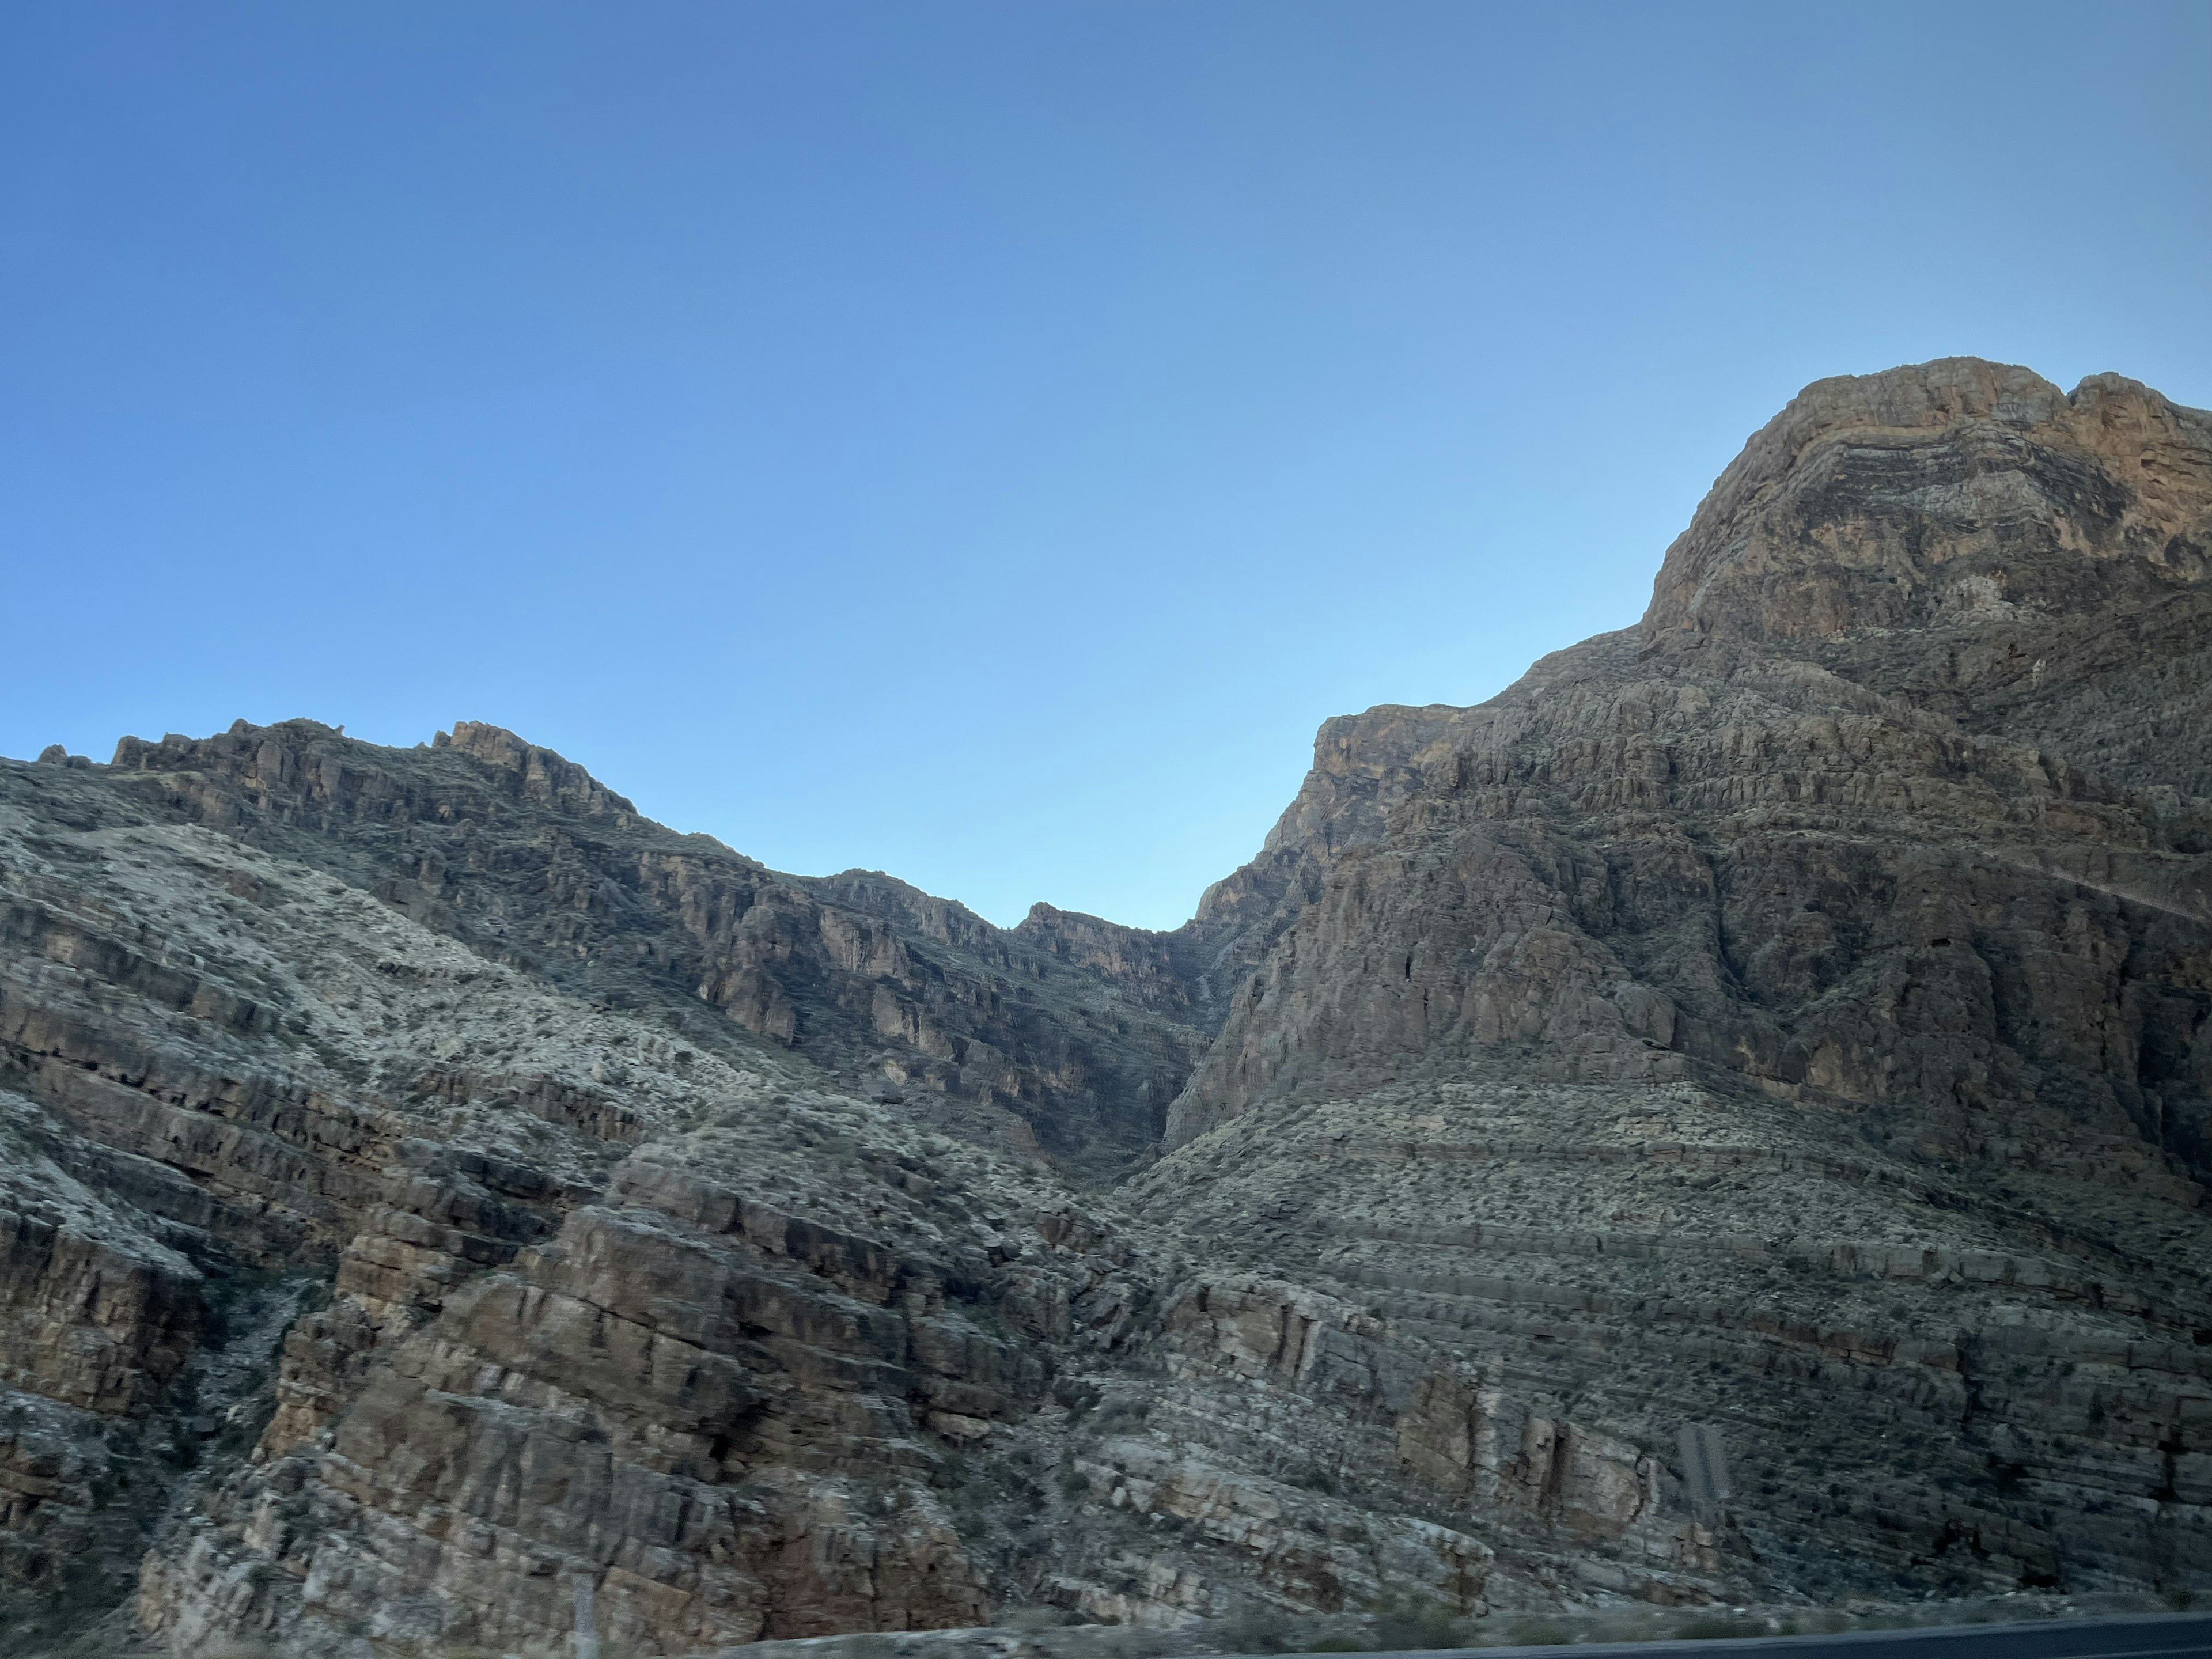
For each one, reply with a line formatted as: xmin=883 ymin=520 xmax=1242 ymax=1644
xmin=92 ymin=717 xmax=1212 ymax=1177
xmin=1138 ymin=357 xmax=2212 ymax=1599
xmin=1 ymin=357 xmax=2207 ymax=1656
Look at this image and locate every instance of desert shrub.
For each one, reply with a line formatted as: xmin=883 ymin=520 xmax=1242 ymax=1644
xmin=1093 ymin=1397 xmax=1152 ymax=1435
xmin=1372 ymin=1591 xmax=1465 ymax=1650
xmin=1210 ymin=1605 xmax=1303 ymax=1654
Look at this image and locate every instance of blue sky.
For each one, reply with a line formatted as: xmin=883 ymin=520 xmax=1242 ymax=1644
xmin=5 ymin=2 xmax=2208 ymax=930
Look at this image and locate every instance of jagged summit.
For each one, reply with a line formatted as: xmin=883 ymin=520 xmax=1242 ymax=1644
xmin=432 ymin=718 xmax=642 ymax=817
xmin=1643 ymin=356 xmax=2211 ymax=646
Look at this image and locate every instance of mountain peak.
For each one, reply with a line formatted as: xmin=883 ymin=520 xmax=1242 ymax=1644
xmin=433 ymin=719 xmax=637 ymax=817
xmin=1642 ymin=357 xmax=2211 ymax=646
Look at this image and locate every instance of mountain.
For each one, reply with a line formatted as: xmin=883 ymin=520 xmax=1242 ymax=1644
xmin=1 ymin=358 xmax=2207 ymax=1656
xmin=1132 ymin=359 xmax=2212 ymax=1597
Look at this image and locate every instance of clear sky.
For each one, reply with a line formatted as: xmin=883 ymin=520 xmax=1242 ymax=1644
xmin=5 ymin=3 xmax=2208 ymax=930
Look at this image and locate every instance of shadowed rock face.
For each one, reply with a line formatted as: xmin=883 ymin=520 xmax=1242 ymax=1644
xmin=1132 ymin=359 xmax=2212 ymax=1608
xmin=2 ymin=357 xmax=2210 ymax=1656
xmin=1168 ymin=360 xmax=2212 ymax=1170
xmin=92 ymin=717 xmax=1213 ymax=1180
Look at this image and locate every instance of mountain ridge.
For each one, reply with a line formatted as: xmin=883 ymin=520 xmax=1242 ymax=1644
xmin=3 ymin=355 xmax=2210 ymax=1656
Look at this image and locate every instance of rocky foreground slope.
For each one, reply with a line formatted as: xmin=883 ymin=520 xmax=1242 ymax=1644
xmin=2 ymin=358 xmax=2209 ymax=1656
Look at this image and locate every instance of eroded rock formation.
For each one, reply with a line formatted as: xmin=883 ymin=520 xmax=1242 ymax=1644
xmin=1136 ymin=358 xmax=2212 ymax=1604
xmin=0 ymin=357 xmax=2207 ymax=1656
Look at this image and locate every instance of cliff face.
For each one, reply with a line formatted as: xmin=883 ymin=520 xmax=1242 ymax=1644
xmin=0 ymin=743 xmax=1732 ymax=1655
xmin=84 ymin=718 xmax=1210 ymax=1180
xmin=2 ymin=357 xmax=2209 ymax=1655
xmin=1169 ymin=360 xmax=2212 ymax=1161
xmin=1138 ymin=358 xmax=2212 ymax=1601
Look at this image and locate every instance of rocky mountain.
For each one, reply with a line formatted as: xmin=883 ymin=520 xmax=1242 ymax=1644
xmin=2 ymin=357 xmax=2208 ymax=1657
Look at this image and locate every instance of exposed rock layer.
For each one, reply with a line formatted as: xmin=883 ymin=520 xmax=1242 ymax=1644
xmin=1137 ymin=358 xmax=2212 ymax=1606
xmin=1 ymin=357 xmax=2207 ymax=1657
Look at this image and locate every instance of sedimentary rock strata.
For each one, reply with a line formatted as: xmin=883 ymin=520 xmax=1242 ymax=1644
xmin=0 ymin=357 xmax=2207 ymax=1654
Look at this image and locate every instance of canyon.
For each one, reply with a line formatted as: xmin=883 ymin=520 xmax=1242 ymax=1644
xmin=2 ymin=357 xmax=2209 ymax=1656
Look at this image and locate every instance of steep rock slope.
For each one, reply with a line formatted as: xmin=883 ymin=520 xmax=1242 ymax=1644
xmin=1171 ymin=362 xmax=2212 ymax=1156
xmin=1138 ymin=359 xmax=2212 ymax=1596
xmin=90 ymin=718 xmax=1212 ymax=1177
xmin=0 ymin=738 xmax=1735 ymax=1656
xmin=1 ymin=356 xmax=2209 ymax=1657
